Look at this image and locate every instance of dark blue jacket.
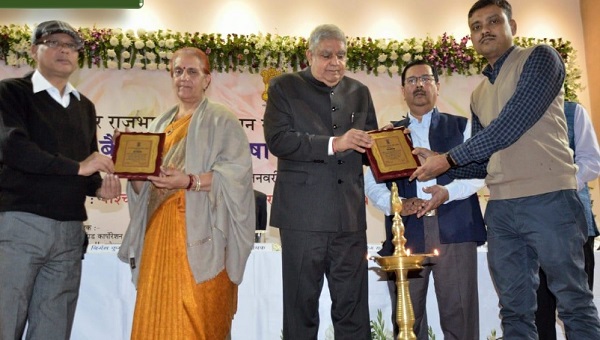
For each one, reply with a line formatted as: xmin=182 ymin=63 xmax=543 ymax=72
xmin=379 ymin=109 xmax=486 ymax=255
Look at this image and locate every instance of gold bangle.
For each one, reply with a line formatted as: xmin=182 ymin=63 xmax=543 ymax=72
xmin=194 ymin=174 xmax=202 ymax=192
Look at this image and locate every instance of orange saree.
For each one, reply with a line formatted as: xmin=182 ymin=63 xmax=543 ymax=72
xmin=130 ymin=114 xmax=237 ymax=340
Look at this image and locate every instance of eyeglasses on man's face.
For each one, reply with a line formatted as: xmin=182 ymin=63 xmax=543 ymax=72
xmin=405 ymin=75 xmax=436 ymax=86
xmin=37 ymin=39 xmax=81 ymax=52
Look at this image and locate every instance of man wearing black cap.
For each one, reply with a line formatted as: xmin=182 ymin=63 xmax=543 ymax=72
xmin=0 ymin=20 xmax=121 ymax=340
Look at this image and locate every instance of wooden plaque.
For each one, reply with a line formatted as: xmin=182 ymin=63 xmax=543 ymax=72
xmin=111 ymin=132 xmax=165 ymax=179
xmin=366 ymin=127 xmax=420 ymax=182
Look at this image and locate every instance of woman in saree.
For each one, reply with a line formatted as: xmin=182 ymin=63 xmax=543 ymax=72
xmin=118 ymin=47 xmax=255 ymax=340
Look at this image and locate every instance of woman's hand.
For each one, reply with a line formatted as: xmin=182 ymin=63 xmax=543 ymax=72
xmin=147 ymin=167 xmax=189 ymax=190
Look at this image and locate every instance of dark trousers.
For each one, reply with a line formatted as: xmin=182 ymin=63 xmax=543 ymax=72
xmin=535 ymin=236 xmax=596 ymax=340
xmin=486 ymin=191 xmax=600 ymax=339
xmin=279 ymin=229 xmax=370 ymax=340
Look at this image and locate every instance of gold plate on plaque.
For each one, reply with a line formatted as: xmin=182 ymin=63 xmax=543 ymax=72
xmin=366 ymin=127 xmax=420 ymax=182
xmin=111 ymin=132 xmax=165 ymax=179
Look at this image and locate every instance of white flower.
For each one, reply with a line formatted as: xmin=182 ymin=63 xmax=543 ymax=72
xmin=122 ymin=63 xmax=132 ymax=69
xmin=134 ymin=40 xmax=145 ymax=49
xmin=6 ymin=52 xmax=18 ymax=66
xmin=389 ymin=51 xmax=398 ymax=61
xmin=377 ymin=53 xmax=388 ymax=62
xmin=389 ymin=65 xmax=399 ymax=74
xmin=402 ymin=53 xmax=412 ymax=62
xmin=401 ymin=42 xmax=411 ymax=51
xmin=107 ymin=60 xmax=118 ymax=69
xmin=137 ymin=28 xmax=146 ymax=37
xmin=376 ymin=39 xmax=387 ymax=50
xmin=10 ymin=40 xmax=25 ymax=54
xmin=166 ymin=51 xmax=174 ymax=59
xmin=134 ymin=61 xmax=145 ymax=69
xmin=243 ymin=48 xmax=250 ymax=55
xmin=376 ymin=65 xmax=387 ymax=74
xmin=165 ymin=39 xmax=175 ymax=49
xmin=121 ymin=51 xmax=131 ymax=59
xmin=113 ymin=28 xmax=122 ymax=35
xmin=145 ymin=51 xmax=156 ymax=60
xmin=390 ymin=42 xmax=399 ymax=51
xmin=468 ymin=65 xmax=479 ymax=75
xmin=415 ymin=55 xmax=423 ymax=60
xmin=414 ymin=44 xmax=424 ymax=53
xmin=107 ymin=49 xmax=117 ymax=58
xmin=146 ymin=62 xmax=158 ymax=70
xmin=125 ymin=29 xmax=134 ymax=36
xmin=158 ymin=51 xmax=167 ymax=59
xmin=145 ymin=40 xmax=155 ymax=49
xmin=158 ymin=63 xmax=167 ymax=70
xmin=160 ymin=30 xmax=169 ymax=38
xmin=158 ymin=40 xmax=165 ymax=47
xmin=121 ymin=37 xmax=132 ymax=48
xmin=109 ymin=37 xmax=119 ymax=47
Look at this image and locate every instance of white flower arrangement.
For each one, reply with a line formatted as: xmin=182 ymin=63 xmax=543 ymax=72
xmin=0 ymin=24 xmax=583 ymax=101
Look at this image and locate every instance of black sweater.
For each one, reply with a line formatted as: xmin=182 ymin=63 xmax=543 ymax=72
xmin=0 ymin=73 xmax=102 ymax=221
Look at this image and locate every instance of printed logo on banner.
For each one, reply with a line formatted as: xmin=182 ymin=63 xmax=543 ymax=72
xmin=260 ymin=68 xmax=282 ymax=102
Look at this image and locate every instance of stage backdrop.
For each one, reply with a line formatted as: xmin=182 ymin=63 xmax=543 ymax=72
xmin=0 ymin=64 xmax=487 ymax=245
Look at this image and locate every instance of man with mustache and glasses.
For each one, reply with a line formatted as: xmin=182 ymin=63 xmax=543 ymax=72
xmin=0 ymin=20 xmax=120 ymax=340
xmin=409 ymin=0 xmax=600 ymax=338
xmin=365 ymin=60 xmax=486 ymax=340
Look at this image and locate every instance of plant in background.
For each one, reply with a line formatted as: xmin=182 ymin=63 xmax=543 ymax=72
xmin=0 ymin=24 xmax=33 ymax=67
xmin=428 ymin=326 xmax=437 ymax=339
xmin=370 ymin=309 xmax=393 ymax=340
xmin=487 ymin=329 xmax=503 ymax=340
xmin=0 ymin=24 xmax=582 ymax=101
xmin=514 ymin=36 xmax=582 ymax=102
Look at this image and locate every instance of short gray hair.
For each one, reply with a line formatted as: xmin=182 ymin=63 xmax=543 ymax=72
xmin=308 ymin=24 xmax=346 ymax=52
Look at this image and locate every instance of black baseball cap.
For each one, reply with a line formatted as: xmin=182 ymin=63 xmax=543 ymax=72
xmin=32 ymin=20 xmax=83 ymax=48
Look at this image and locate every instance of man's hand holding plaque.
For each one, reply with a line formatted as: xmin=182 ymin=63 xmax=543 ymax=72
xmin=111 ymin=132 xmax=165 ymax=179
xmin=365 ymin=127 xmax=420 ymax=182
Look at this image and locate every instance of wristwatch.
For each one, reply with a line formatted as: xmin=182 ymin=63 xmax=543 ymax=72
xmin=445 ymin=152 xmax=457 ymax=168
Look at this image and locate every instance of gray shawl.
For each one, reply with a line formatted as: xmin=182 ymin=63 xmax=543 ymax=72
xmin=118 ymin=98 xmax=255 ymax=285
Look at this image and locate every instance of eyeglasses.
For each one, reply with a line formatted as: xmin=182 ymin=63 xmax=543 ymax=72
xmin=37 ymin=39 xmax=81 ymax=52
xmin=405 ymin=75 xmax=436 ymax=86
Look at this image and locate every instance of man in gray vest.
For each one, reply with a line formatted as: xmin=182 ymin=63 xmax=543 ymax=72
xmin=410 ymin=0 xmax=600 ymax=338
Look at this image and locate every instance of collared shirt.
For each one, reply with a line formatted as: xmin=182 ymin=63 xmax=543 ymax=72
xmin=448 ymin=45 xmax=565 ymax=179
xmin=32 ymin=70 xmax=80 ymax=108
xmin=365 ymin=109 xmax=484 ymax=215
xmin=571 ymin=104 xmax=600 ymax=190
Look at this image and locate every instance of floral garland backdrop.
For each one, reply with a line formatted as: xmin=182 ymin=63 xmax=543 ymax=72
xmin=0 ymin=24 xmax=582 ymax=101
